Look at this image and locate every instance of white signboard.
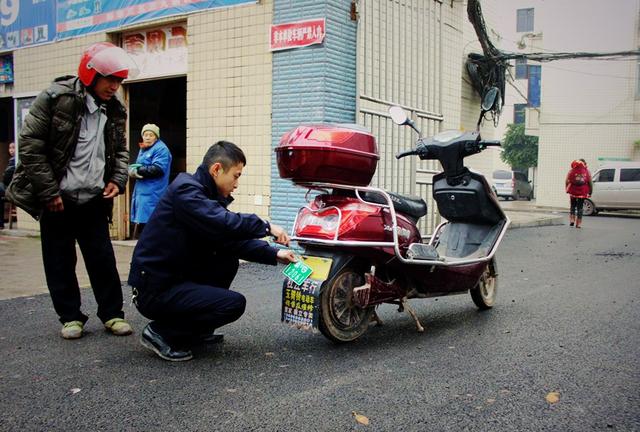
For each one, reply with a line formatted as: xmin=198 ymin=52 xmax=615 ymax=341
xmin=122 ymin=24 xmax=187 ymax=81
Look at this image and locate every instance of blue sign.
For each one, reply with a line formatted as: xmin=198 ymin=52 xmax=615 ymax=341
xmin=0 ymin=0 xmax=56 ymax=51
xmin=56 ymin=0 xmax=255 ymax=40
xmin=0 ymin=54 xmax=12 ymax=82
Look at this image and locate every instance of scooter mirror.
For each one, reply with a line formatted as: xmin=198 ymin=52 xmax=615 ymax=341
xmin=389 ymin=106 xmax=409 ymax=125
xmin=481 ymin=87 xmax=499 ymax=112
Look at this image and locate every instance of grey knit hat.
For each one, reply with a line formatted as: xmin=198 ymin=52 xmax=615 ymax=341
xmin=141 ymin=123 xmax=160 ymax=138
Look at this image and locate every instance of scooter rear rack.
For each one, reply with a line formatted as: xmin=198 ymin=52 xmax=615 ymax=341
xmin=289 ymin=182 xmax=510 ymax=267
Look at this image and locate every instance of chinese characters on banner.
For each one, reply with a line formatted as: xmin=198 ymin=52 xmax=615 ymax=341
xmin=123 ymin=25 xmax=187 ymax=80
xmin=282 ymin=277 xmax=321 ymax=330
xmin=270 ymin=18 xmax=325 ymax=52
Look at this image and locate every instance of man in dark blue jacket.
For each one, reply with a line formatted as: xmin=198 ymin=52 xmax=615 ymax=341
xmin=129 ymin=141 xmax=296 ymax=361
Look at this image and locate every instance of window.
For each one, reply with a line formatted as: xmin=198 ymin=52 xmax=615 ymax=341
xmin=517 ymin=8 xmax=534 ymax=32
xmin=492 ymin=170 xmax=512 ymax=180
xmin=620 ymin=168 xmax=640 ymax=182
xmin=528 ymin=65 xmax=541 ymax=107
xmin=595 ymin=169 xmax=615 ymax=182
xmin=515 ymin=172 xmax=527 ymax=182
xmin=514 ymin=103 xmax=526 ymax=124
xmin=515 ymin=58 xmax=528 ymax=79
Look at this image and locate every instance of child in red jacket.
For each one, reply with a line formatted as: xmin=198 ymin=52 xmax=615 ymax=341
xmin=565 ymin=159 xmax=593 ymax=228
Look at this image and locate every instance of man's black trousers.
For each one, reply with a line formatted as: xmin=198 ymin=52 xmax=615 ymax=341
xmin=39 ymin=197 xmax=124 ymax=324
xmin=135 ymin=260 xmax=245 ymax=348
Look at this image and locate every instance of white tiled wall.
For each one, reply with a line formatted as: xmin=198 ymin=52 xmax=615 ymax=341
xmin=186 ymin=1 xmax=273 ymax=219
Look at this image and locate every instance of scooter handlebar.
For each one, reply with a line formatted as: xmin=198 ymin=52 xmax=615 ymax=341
xmin=480 ymin=140 xmax=501 ymax=147
xmin=396 ymin=149 xmax=419 ymax=159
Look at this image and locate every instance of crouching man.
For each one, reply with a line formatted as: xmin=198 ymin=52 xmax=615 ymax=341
xmin=129 ymin=141 xmax=296 ymax=361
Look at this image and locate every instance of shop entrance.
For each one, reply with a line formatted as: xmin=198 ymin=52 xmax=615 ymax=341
xmin=126 ymin=76 xmax=186 ymax=238
xmin=1 ymin=97 xmax=16 ymax=228
xmin=0 ymin=97 xmax=14 ymax=172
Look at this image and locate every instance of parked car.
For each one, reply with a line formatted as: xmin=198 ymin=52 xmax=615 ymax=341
xmin=491 ymin=169 xmax=533 ymax=200
xmin=583 ymin=161 xmax=640 ymax=215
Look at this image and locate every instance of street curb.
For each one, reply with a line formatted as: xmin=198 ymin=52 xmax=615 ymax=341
xmin=506 ymin=213 xmax=564 ymax=229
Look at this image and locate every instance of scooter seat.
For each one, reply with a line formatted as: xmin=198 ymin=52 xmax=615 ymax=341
xmin=361 ymin=191 xmax=428 ymax=221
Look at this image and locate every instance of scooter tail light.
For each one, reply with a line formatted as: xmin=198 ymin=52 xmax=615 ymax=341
xmin=294 ymin=208 xmax=340 ymax=239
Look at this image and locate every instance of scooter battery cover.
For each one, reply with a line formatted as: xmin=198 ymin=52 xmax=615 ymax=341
xmin=276 ymin=124 xmax=379 ymax=186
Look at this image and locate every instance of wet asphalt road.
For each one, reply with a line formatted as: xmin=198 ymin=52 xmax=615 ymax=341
xmin=1 ymin=216 xmax=639 ymax=431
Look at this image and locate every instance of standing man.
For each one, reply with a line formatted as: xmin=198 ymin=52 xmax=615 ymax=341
xmin=6 ymin=42 xmax=137 ymax=339
xmin=129 ymin=141 xmax=297 ymax=362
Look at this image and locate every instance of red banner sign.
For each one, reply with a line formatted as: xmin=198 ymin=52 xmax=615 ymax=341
xmin=270 ymin=18 xmax=326 ymax=52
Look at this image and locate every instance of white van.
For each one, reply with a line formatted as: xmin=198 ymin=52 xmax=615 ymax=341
xmin=584 ymin=161 xmax=640 ymax=215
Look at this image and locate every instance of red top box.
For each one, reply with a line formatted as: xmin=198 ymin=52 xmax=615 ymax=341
xmin=276 ymin=124 xmax=379 ymax=186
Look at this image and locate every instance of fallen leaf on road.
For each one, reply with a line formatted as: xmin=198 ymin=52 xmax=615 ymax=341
xmin=545 ymin=391 xmax=560 ymax=403
xmin=265 ymin=352 xmax=274 ymax=357
xmin=352 ymin=412 xmax=369 ymax=426
xmin=226 ymin=388 xmax=237 ymax=393
xmin=486 ymin=398 xmax=496 ymax=404
xmin=70 ymin=388 xmax=81 ymax=395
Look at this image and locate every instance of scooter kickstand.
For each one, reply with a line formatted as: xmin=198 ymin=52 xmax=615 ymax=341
xmin=400 ymin=297 xmax=425 ymax=332
xmin=370 ymin=310 xmax=383 ymax=326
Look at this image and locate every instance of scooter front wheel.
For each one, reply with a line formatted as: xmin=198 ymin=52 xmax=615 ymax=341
xmin=470 ymin=258 xmax=498 ymax=310
xmin=319 ymin=266 xmax=374 ymax=343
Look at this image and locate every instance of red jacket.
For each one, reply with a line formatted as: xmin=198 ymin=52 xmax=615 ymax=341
xmin=565 ymin=162 xmax=592 ymax=198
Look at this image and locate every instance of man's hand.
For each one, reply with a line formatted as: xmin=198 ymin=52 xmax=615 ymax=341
xmin=45 ymin=196 xmax=64 ymax=212
xmin=269 ymin=223 xmax=290 ymax=246
xmin=103 ymin=182 xmax=120 ymax=199
xmin=276 ymin=249 xmax=297 ymax=264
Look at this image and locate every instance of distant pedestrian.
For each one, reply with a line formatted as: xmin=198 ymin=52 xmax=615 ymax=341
xmin=0 ymin=142 xmax=15 ymax=229
xmin=6 ymin=42 xmax=137 ymax=339
xmin=565 ymin=159 xmax=592 ymax=228
xmin=129 ymin=124 xmax=172 ymax=239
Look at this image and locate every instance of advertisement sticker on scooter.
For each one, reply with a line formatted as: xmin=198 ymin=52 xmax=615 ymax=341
xmin=281 ymin=256 xmax=332 ymax=331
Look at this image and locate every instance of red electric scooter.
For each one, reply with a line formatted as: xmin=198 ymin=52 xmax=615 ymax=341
xmin=276 ymin=89 xmax=509 ymax=342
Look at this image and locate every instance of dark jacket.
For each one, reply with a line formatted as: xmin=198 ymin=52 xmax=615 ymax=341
xmin=2 ymin=156 xmax=15 ymax=187
xmin=128 ymin=165 xmax=278 ymax=297
xmin=6 ymin=76 xmax=128 ymax=219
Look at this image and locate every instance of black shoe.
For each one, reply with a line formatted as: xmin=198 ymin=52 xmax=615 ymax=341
xmin=199 ymin=332 xmax=224 ymax=345
xmin=140 ymin=324 xmax=193 ymax=362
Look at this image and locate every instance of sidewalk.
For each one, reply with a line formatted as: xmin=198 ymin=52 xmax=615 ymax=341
xmin=499 ymin=199 xmax=566 ymax=228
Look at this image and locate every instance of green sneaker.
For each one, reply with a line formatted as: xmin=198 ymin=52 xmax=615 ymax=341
xmin=104 ymin=318 xmax=133 ymax=336
xmin=61 ymin=321 xmax=84 ymax=339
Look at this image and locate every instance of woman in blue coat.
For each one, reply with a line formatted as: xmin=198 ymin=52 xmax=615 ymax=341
xmin=129 ymin=124 xmax=172 ymax=238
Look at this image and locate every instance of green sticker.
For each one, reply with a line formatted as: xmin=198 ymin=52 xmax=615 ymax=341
xmin=282 ymin=261 xmax=313 ymax=286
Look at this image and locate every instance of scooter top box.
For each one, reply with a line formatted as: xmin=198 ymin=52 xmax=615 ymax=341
xmin=276 ymin=124 xmax=379 ymax=186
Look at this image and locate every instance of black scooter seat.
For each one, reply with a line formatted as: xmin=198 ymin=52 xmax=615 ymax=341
xmin=361 ymin=191 xmax=428 ymax=221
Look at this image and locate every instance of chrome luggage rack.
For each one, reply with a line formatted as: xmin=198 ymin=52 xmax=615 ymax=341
xmin=289 ymin=182 xmax=510 ymax=267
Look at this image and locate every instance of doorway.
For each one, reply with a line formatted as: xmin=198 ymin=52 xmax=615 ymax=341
xmin=126 ymin=76 xmax=186 ymax=237
xmin=0 ymin=97 xmax=14 ymax=172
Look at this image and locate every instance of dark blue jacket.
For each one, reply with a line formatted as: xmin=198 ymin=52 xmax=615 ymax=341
xmin=128 ymin=164 xmax=277 ymax=295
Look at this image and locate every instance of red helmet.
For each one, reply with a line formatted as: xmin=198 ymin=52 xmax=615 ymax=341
xmin=78 ymin=42 xmax=137 ymax=86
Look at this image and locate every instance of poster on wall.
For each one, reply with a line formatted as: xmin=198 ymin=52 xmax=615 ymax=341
xmin=0 ymin=0 xmax=56 ymax=52
xmin=270 ymin=18 xmax=326 ymax=52
xmin=0 ymin=55 xmax=13 ymax=83
xmin=123 ymin=25 xmax=187 ymax=80
xmin=56 ymin=0 xmax=255 ymax=40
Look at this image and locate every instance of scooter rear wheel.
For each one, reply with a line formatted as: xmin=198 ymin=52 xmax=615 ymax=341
xmin=319 ymin=266 xmax=374 ymax=343
xmin=470 ymin=258 xmax=498 ymax=310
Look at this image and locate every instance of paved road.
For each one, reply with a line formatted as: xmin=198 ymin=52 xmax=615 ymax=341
xmin=1 ymin=216 xmax=638 ymax=431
